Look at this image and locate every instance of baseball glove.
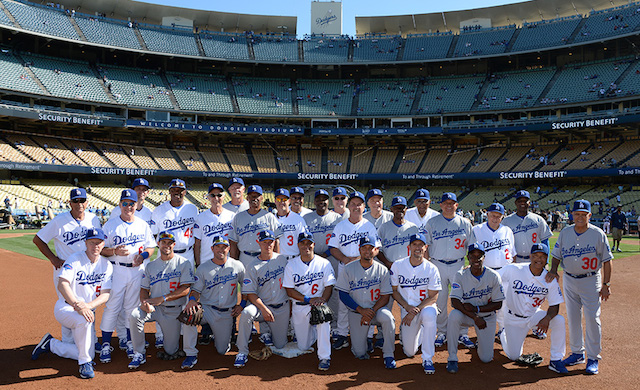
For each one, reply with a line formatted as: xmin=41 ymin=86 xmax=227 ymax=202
xmin=177 ymin=303 xmax=203 ymax=326
xmin=309 ymin=304 xmax=334 ymax=325
xmin=515 ymin=352 xmax=544 ymax=367
xmin=248 ymin=346 xmax=273 ymax=361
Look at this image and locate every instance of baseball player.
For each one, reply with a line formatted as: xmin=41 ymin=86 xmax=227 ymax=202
xmin=332 ymin=187 xmax=350 ymax=220
xmin=150 ymin=179 xmax=199 ymax=267
xmin=391 ymin=233 xmax=441 ymax=375
xmin=109 ymin=178 xmax=153 ymax=225
xmin=405 ymin=189 xmax=439 ymax=234
xmin=502 ymin=190 xmax=552 ymax=264
xmin=33 ymin=188 xmax=101 ymax=345
xmin=194 ymin=183 xmax=236 ymax=267
xmin=229 ymin=185 xmax=281 ymax=267
xmin=363 ymin=189 xmax=393 ymax=229
xmin=328 ymin=191 xmax=380 ymax=350
xmin=128 ymin=231 xmax=195 ymax=369
xmin=31 ymin=228 xmax=112 ymax=380
xmin=182 ymin=236 xmax=245 ymax=369
xmin=223 ymin=177 xmax=249 ymax=215
xmin=610 ymin=205 xmax=626 ymax=252
xmin=290 ymin=187 xmax=313 ymax=217
xmin=377 ymin=196 xmax=419 ymax=269
xmin=274 ymin=188 xmax=308 ymax=259
xmin=283 ymin=232 xmax=336 ymax=371
xmin=304 ymin=189 xmax=342 ymax=336
xmin=547 ymin=200 xmax=613 ymax=375
xmin=446 ymin=243 xmax=504 ymax=374
xmin=424 ymin=193 xmax=476 ymax=349
xmin=99 ymin=190 xmax=157 ymax=363
xmin=335 ymin=236 xmax=396 ymax=369
xmin=235 ymin=230 xmax=290 ymax=368
xmin=500 ymin=243 xmax=568 ymax=374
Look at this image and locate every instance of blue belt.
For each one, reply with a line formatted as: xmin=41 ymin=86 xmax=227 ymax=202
xmin=210 ymin=305 xmax=230 ymax=312
xmin=295 ymin=301 xmax=310 ymax=306
xmin=109 ymin=260 xmax=133 ymax=267
xmin=516 ymin=255 xmax=530 ymax=259
xmin=436 ymin=258 xmax=463 ymax=265
xmin=565 ymin=271 xmax=597 ymax=279
xmin=243 ymin=251 xmax=260 ymax=257
xmin=508 ymin=310 xmax=530 ymax=319
xmin=175 ymin=246 xmax=193 ymax=254
xmin=268 ymin=302 xmax=286 ymax=309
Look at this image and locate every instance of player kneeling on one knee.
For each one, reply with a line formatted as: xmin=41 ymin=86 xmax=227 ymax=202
xmin=391 ymin=233 xmax=441 ymax=375
xmin=336 ymin=236 xmax=396 ymax=369
xmin=236 ymin=230 xmax=290 ymax=368
xmin=32 ymin=228 xmax=112 ymax=380
xmin=500 ymin=243 xmax=569 ymax=374
xmin=128 ymin=231 xmax=195 ymax=370
xmin=446 ymin=243 xmax=504 ymax=374
xmin=182 ymin=236 xmax=246 ymax=369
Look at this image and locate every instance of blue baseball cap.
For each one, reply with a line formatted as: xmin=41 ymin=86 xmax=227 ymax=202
xmin=514 ymin=190 xmax=530 ymax=200
xmin=212 ymin=236 xmax=229 ymax=246
xmin=247 ymin=185 xmax=263 ymax=195
xmin=290 ymin=187 xmax=304 ymax=195
xmin=409 ymin=233 xmax=427 ymax=244
xmin=349 ymin=191 xmax=366 ymax=202
xmin=70 ymin=188 xmax=87 ymax=200
xmin=157 ymin=231 xmax=176 ymax=242
xmin=391 ymin=196 xmax=407 ymax=207
xmin=333 ymin=187 xmax=348 ymax=197
xmin=572 ymin=199 xmax=591 ymax=213
xmin=275 ymin=188 xmax=290 ymax=198
xmin=487 ymin=203 xmax=505 ymax=215
xmin=530 ymin=243 xmax=549 ymax=255
xmin=315 ymin=189 xmax=330 ymax=198
xmin=359 ymin=236 xmax=376 ymax=247
xmin=120 ymin=189 xmax=138 ymax=202
xmin=208 ymin=183 xmax=224 ymax=193
xmin=131 ymin=178 xmax=150 ymax=189
xmin=440 ymin=193 xmax=457 ymax=203
xmin=228 ymin=177 xmax=245 ymax=188
xmin=415 ymin=189 xmax=430 ymax=200
xmin=85 ymin=227 xmax=106 ymax=241
xmin=468 ymin=243 xmax=485 ymax=254
xmin=366 ymin=188 xmax=383 ymax=201
xmin=258 ymin=230 xmax=275 ymax=241
xmin=169 ymin=178 xmax=186 ymax=190
xmin=298 ymin=232 xmax=315 ymax=243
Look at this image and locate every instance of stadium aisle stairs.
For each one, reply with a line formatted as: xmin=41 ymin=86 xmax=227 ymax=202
xmin=160 ymin=73 xmax=179 ymax=110
xmin=534 ymin=68 xmax=563 ymax=106
xmin=409 ymin=79 xmax=424 ymax=114
xmin=390 ymin=146 xmax=405 ymax=174
xmin=168 ymin=149 xmax=189 ymax=171
xmin=245 ymin=144 xmax=259 ymax=171
xmin=566 ymin=18 xmax=587 ymax=44
xmin=471 ymin=78 xmax=493 ymax=110
xmin=461 ymin=149 xmax=481 ymax=173
xmin=504 ymin=28 xmax=521 ymax=52
xmin=485 ymin=149 xmax=509 ymax=171
xmin=67 ymin=14 xmax=87 ymax=41
xmin=226 ymin=77 xmax=240 ymax=113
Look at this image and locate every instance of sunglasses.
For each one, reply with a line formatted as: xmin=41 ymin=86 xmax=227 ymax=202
xmin=121 ymin=201 xmax=136 ymax=207
xmin=275 ymin=198 xmax=288 ymax=203
xmin=158 ymin=233 xmax=175 ymax=241
xmin=334 ymin=196 xmax=346 ymax=201
xmin=71 ymin=199 xmax=86 ymax=203
xmin=208 ymin=193 xmax=224 ymax=198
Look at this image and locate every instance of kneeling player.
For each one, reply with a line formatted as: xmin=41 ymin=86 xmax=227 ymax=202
xmin=500 ymin=243 xmax=568 ymax=374
xmin=446 ymin=243 xmax=504 ymax=374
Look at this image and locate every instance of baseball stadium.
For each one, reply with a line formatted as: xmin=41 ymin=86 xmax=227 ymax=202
xmin=1 ymin=0 xmax=639 ymax=388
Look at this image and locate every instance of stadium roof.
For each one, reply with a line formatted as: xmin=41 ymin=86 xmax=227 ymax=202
xmin=58 ymin=0 xmax=297 ymax=34
xmin=355 ymin=0 xmax=622 ymax=35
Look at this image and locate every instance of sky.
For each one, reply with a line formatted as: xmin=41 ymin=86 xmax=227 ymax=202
xmin=143 ymin=0 xmax=529 ymax=36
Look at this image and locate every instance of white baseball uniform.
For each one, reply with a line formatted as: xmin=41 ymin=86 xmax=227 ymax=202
xmin=276 ymin=212 xmax=308 ymax=258
xmin=110 ymin=205 xmax=153 ymax=226
xmin=229 ymin=209 xmax=282 ymax=266
xmin=502 ymin=212 xmax=552 ymax=263
xmin=472 ymin=223 xmax=516 ymax=269
xmin=405 ymin=207 xmax=439 ymax=234
xmin=193 ymin=208 xmax=235 ymax=263
xmin=150 ymin=201 xmax=198 ymax=266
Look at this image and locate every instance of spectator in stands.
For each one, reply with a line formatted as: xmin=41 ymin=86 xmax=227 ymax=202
xmin=611 ymin=206 xmax=627 ymax=252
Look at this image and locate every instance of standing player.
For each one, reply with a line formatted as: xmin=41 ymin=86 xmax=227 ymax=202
xmin=31 ymin=228 xmax=112 ymax=380
xmin=128 ymin=232 xmax=194 ymax=369
xmin=446 ymin=243 xmax=504 ymax=374
xmin=150 ymin=179 xmax=198 ymax=267
xmin=229 ymin=185 xmax=281 ymax=266
xmin=336 ymin=236 xmax=396 ymax=369
xmin=391 ymin=233 xmax=441 ymax=375
xmin=290 ymin=187 xmax=313 ymax=217
xmin=500 ymin=243 xmax=568 ymax=374
xmin=332 ymin=187 xmax=350 ymax=220
xmin=223 ymin=177 xmax=249 ymax=215
xmin=182 ymin=236 xmax=245 ymax=369
xmin=610 ymin=205 xmax=627 ymax=252
xmin=405 ymin=189 xmax=439 ymax=234
xmin=194 ymin=183 xmax=235 ymax=267
xmin=284 ymin=232 xmax=336 ymax=371
xmin=109 ymin=178 xmax=153 ymax=225
xmin=502 ymin=190 xmax=552 ymax=264
xmin=377 ymin=196 xmax=419 ymax=269
xmin=328 ymin=191 xmax=380 ymax=350
xmin=363 ymin=189 xmax=393 ymax=229
xmin=424 ymin=193 xmax=476 ymax=348
xmin=547 ymin=200 xmax=613 ymax=375
xmin=99 ymin=190 xmax=157 ymax=363
xmin=235 ymin=230 xmax=290 ymax=368
xmin=274 ymin=188 xmax=308 ymax=259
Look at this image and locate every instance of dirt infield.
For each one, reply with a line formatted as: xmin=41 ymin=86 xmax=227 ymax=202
xmin=2 ymin=248 xmax=640 ymax=389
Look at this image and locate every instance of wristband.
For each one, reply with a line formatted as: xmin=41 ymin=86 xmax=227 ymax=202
xmin=304 ymin=296 xmax=311 ymax=304
xmin=141 ymin=251 xmax=150 ymax=260
xmin=189 ymin=296 xmax=196 ymax=302
xmin=477 ymin=306 xmax=480 ymax=313
xmin=240 ymin=299 xmax=247 ymax=308
xmin=162 ymin=295 xmax=167 ymax=302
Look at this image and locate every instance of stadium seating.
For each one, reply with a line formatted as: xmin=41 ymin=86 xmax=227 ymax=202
xmin=396 ymin=147 xmax=425 ymax=174
xmin=74 ymin=15 xmax=141 ymax=49
xmin=350 ymin=147 xmax=374 ymax=173
xmin=0 ymin=2 xmax=13 ymax=26
xmin=94 ymin=142 xmax=137 ymax=168
xmin=138 ymin=25 xmax=199 ymax=56
xmin=371 ymin=147 xmax=397 ymax=173
xmin=2 ymin=0 xmax=78 ymax=40
xmin=127 ymin=146 xmax=160 ymax=170
xmin=277 ymin=147 xmax=300 ymax=173
xmin=618 ymin=139 xmax=640 ymax=167
xmin=419 ymin=76 xmax=484 ymax=114
xmin=491 ymin=146 xmax=531 ymax=172
xmin=199 ymin=31 xmax=250 ymax=60
xmin=167 ymin=72 xmax=234 ymax=113
xmin=468 ymin=146 xmax=505 ymax=173
xmin=61 ymin=139 xmax=112 ymax=167
xmin=302 ymin=36 xmax=350 ymax=63
xmin=564 ymin=140 xmax=621 ymax=170
xmin=224 ymin=146 xmax=252 ymax=172
xmin=0 ymin=50 xmax=44 ymax=95
xmin=326 ymin=147 xmax=348 ymax=173
xmin=453 ymin=27 xmax=515 ymax=57
xmin=352 ymin=36 xmax=402 ymax=62
xmin=421 ymin=148 xmax=449 ymax=173
xmin=175 ymin=149 xmax=207 ymax=171
xmin=357 ymin=79 xmax=418 ymax=116
xmin=297 ymin=79 xmax=354 ymax=116
xmin=234 ymin=77 xmax=292 ymax=115
xmin=540 ymin=143 xmax=590 ymax=171
xmin=252 ymin=146 xmax=278 ymax=173
xmin=99 ymin=65 xmax=174 ymax=109
xmin=301 ymin=147 xmax=322 ymax=173
xmin=442 ymin=146 xmax=476 ymax=173
xmin=457 ymin=186 xmax=512 ymax=212
xmin=32 ymin=136 xmax=87 ymax=166
xmin=147 ymin=145 xmax=182 ymax=171
xmin=4 ymin=134 xmax=52 ymax=163
xmin=252 ymin=34 xmax=298 ymax=62
xmin=478 ymin=68 xmax=556 ymax=110
xmin=574 ymin=3 xmax=640 ymax=43
xmin=198 ymin=147 xmax=229 ymax=171
xmin=403 ymin=33 xmax=454 ymax=61
xmin=511 ymin=17 xmax=581 ymax=52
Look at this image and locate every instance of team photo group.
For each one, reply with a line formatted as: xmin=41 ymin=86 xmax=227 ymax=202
xmin=28 ymin=177 xmax=613 ymax=380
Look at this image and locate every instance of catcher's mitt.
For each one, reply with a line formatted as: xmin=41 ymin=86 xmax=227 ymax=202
xmin=177 ymin=303 xmax=203 ymax=326
xmin=309 ymin=304 xmax=334 ymax=325
xmin=248 ymin=346 xmax=273 ymax=361
xmin=515 ymin=352 xmax=544 ymax=367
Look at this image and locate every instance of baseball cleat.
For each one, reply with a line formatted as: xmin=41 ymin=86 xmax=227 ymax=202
xmin=562 ymin=353 xmax=586 ymax=366
xmin=181 ymin=356 xmax=198 ymax=370
xmin=126 ymin=341 xmax=135 ymax=359
xmin=585 ymin=359 xmax=599 ymax=375
xmin=155 ymin=336 xmax=164 ymax=349
xmin=532 ymin=328 xmax=547 ymax=339
xmin=384 ymin=357 xmax=396 ymax=369
xmin=32 ymin=333 xmax=53 ymax=360
xmin=197 ymin=334 xmax=212 ymax=345
xmin=495 ymin=328 xmax=504 ymax=343
xmin=259 ymin=333 xmax=274 ymax=346
xmin=79 ymin=362 xmax=95 ymax=379
xmin=367 ymin=338 xmax=374 ymax=354
xmin=234 ymin=353 xmax=248 ymax=368
xmin=99 ymin=343 xmax=113 ymax=363
xmin=423 ymin=360 xmax=435 ymax=375
xmin=549 ymin=360 xmax=569 ymax=374
xmin=446 ymin=361 xmax=458 ymax=374
xmin=95 ymin=342 xmax=101 ymax=354
xmin=332 ymin=335 xmax=348 ymax=350
xmin=434 ymin=333 xmax=446 ymax=348
xmin=458 ymin=335 xmax=476 ymax=349
xmin=318 ymin=359 xmax=331 ymax=371
xmin=374 ymin=337 xmax=384 ymax=350
xmin=118 ymin=338 xmax=128 ymax=351
xmin=616 ymin=248 xmax=622 ymax=252
xmin=128 ymin=352 xmax=146 ymax=369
